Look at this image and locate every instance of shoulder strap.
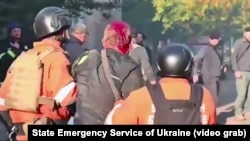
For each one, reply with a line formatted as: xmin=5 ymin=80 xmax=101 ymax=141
xmin=214 ymin=48 xmax=222 ymax=62
xmin=190 ymin=84 xmax=203 ymax=108
xmin=38 ymin=47 xmax=56 ymax=60
xmin=101 ymin=49 xmax=122 ymax=101
xmin=238 ymin=43 xmax=250 ymax=61
xmin=147 ymin=83 xmax=166 ymax=106
xmin=71 ymin=50 xmax=90 ymax=77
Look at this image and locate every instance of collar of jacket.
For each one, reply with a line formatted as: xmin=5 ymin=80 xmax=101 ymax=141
xmin=33 ymin=38 xmax=65 ymax=53
xmin=68 ymin=35 xmax=83 ymax=45
xmin=131 ymin=43 xmax=142 ymax=49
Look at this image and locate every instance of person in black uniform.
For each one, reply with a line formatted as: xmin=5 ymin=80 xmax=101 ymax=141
xmin=0 ymin=21 xmax=31 ymax=83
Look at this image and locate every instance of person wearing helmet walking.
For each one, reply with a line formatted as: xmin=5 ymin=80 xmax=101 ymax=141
xmin=0 ymin=7 xmax=77 ymax=140
xmin=105 ymin=44 xmax=216 ymax=125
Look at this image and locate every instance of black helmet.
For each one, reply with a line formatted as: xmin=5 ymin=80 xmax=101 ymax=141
xmin=157 ymin=44 xmax=193 ymax=77
xmin=33 ymin=7 xmax=71 ymax=39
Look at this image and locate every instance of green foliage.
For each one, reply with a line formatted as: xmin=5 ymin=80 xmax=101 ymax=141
xmin=122 ymin=0 xmax=166 ymax=45
xmin=64 ymin=0 xmax=122 ymax=16
xmin=151 ymin=0 xmax=250 ymax=39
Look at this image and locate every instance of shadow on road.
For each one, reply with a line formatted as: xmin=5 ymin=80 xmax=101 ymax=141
xmin=217 ymin=106 xmax=234 ymax=124
xmin=217 ymin=72 xmax=236 ymax=124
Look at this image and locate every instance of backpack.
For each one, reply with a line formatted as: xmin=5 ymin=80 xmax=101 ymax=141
xmin=74 ymin=49 xmax=144 ymax=124
xmin=2 ymin=47 xmax=57 ymax=112
xmin=72 ymin=49 xmax=123 ymax=101
xmin=72 ymin=49 xmax=100 ymax=80
xmin=147 ymin=83 xmax=203 ymax=125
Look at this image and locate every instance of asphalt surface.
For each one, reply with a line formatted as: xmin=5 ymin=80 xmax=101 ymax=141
xmin=217 ymin=72 xmax=237 ymax=124
xmin=0 ymin=72 xmax=242 ymax=140
xmin=217 ymin=72 xmax=250 ymax=124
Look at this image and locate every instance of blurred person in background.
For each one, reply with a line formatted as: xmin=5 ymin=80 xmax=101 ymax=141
xmin=0 ymin=21 xmax=30 ymax=53
xmin=0 ymin=21 xmax=31 ymax=84
xmin=129 ymin=34 xmax=156 ymax=84
xmin=64 ymin=23 xmax=89 ymax=64
xmin=231 ymin=27 xmax=250 ymax=121
xmin=192 ymin=31 xmax=227 ymax=105
xmin=134 ymin=31 xmax=152 ymax=64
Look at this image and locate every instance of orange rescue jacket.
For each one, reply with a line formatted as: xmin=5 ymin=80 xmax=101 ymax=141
xmin=105 ymin=78 xmax=217 ymax=125
xmin=0 ymin=38 xmax=78 ymax=123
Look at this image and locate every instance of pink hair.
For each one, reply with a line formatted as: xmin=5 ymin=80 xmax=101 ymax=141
xmin=102 ymin=21 xmax=131 ymax=54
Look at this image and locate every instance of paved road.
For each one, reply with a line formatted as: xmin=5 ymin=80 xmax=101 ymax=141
xmin=217 ymin=72 xmax=237 ymax=124
xmin=0 ymin=72 xmax=243 ymax=140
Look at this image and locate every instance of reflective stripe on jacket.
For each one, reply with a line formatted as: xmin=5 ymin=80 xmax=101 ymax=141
xmin=0 ymin=38 xmax=78 ymax=123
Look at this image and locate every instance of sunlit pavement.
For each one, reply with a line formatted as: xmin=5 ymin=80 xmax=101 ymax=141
xmin=217 ymin=72 xmax=250 ymax=124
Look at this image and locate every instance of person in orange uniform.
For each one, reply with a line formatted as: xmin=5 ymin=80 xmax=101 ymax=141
xmin=105 ymin=45 xmax=217 ymax=125
xmin=0 ymin=7 xmax=77 ymax=140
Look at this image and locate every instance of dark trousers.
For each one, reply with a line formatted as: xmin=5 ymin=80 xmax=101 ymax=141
xmin=202 ymin=75 xmax=220 ymax=104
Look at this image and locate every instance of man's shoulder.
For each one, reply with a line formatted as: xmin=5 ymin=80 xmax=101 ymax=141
xmin=203 ymin=45 xmax=210 ymax=50
xmin=65 ymin=43 xmax=84 ymax=56
xmin=64 ymin=38 xmax=82 ymax=48
xmin=107 ymin=49 xmax=140 ymax=71
xmin=131 ymin=45 xmax=147 ymax=55
xmin=82 ymin=49 xmax=100 ymax=61
xmin=132 ymin=44 xmax=144 ymax=50
xmin=234 ymin=38 xmax=247 ymax=47
xmin=120 ymin=54 xmax=139 ymax=67
xmin=197 ymin=46 xmax=208 ymax=55
xmin=20 ymin=39 xmax=33 ymax=49
xmin=40 ymin=48 xmax=69 ymax=66
xmin=64 ymin=40 xmax=78 ymax=48
xmin=132 ymin=43 xmax=143 ymax=48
